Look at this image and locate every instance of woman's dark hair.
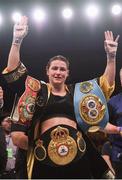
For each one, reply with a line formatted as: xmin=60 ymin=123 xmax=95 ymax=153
xmin=46 ymin=55 xmax=70 ymax=70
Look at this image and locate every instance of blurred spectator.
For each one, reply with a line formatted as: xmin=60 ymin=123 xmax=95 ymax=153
xmin=15 ymin=148 xmax=28 ymax=179
xmin=0 ymin=116 xmax=17 ymax=179
xmin=101 ymin=141 xmax=115 ymax=178
xmin=0 ymin=87 xmax=6 ymax=176
xmin=107 ymin=68 xmax=122 ymax=179
xmin=0 ymin=125 xmax=7 ymax=176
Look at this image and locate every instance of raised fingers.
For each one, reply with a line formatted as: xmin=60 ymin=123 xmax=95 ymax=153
xmin=105 ymin=30 xmax=120 ymax=42
xmin=105 ymin=31 xmax=111 ymax=40
xmin=115 ymin=35 xmax=120 ymax=42
xmin=110 ymin=31 xmax=114 ymax=41
xmin=21 ymin=16 xmax=28 ymax=26
xmin=16 ymin=16 xmax=28 ymax=26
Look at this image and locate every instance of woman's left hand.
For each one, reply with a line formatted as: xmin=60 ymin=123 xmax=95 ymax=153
xmin=104 ymin=31 xmax=119 ymax=58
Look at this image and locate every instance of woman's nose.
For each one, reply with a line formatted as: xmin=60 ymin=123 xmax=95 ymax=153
xmin=56 ymin=69 xmax=61 ymax=73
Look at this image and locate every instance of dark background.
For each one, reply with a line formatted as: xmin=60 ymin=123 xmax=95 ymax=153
xmin=0 ymin=0 xmax=122 ymax=114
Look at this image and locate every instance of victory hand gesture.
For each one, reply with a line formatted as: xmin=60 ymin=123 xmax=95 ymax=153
xmin=13 ymin=16 xmax=28 ymax=45
xmin=104 ymin=31 xmax=119 ymax=58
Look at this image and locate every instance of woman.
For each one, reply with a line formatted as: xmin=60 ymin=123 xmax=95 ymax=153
xmin=2 ymin=16 xmax=120 ymax=179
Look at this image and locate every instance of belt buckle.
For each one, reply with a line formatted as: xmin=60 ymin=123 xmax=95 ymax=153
xmin=48 ymin=126 xmax=77 ymax=165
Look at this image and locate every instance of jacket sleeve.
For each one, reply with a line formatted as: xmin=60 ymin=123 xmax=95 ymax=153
xmin=99 ymin=75 xmax=115 ymax=101
xmin=2 ymin=62 xmax=28 ymax=97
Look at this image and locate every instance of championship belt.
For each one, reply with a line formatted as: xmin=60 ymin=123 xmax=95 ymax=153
xmin=48 ymin=126 xmax=77 ymax=165
xmin=74 ymin=79 xmax=109 ymax=133
xmin=18 ymin=76 xmax=41 ymax=124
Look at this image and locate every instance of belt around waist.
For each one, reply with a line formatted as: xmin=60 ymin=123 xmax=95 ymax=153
xmin=34 ymin=125 xmax=86 ymax=167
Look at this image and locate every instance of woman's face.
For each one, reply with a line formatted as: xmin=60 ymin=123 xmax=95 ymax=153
xmin=46 ymin=60 xmax=69 ymax=86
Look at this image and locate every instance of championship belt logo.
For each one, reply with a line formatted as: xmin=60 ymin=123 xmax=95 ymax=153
xmin=19 ymin=96 xmax=36 ymax=122
xmin=48 ymin=126 xmax=77 ymax=165
xmin=79 ymin=94 xmax=105 ymax=132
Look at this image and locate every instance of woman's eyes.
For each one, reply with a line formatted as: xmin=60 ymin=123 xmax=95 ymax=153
xmin=52 ymin=67 xmax=66 ymax=71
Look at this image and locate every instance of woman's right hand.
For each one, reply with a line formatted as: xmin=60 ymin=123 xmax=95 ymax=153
xmin=13 ymin=16 xmax=28 ymax=45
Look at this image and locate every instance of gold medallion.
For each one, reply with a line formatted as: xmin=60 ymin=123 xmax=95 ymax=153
xmin=88 ymin=126 xmax=100 ymax=133
xmin=79 ymin=94 xmax=106 ymax=125
xmin=48 ymin=126 xmax=77 ymax=165
xmin=27 ymin=77 xmax=41 ymax=92
xmin=34 ymin=140 xmax=46 ymax=161
xmin=19 ymin=96 xmax=36 ymax=123
xmin=77 ymin=132 xmax=86 ymax=153
xmin=80 ymin=81 xmax=93 ymax=93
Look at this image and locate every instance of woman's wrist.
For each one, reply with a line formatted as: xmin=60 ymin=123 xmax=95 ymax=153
xmin=107 ymin=53 xmax=116 ymax=61
xmin=12 ymin=36 xmax=23 ymax=45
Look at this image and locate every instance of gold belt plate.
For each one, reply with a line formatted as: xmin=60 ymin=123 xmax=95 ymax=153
xmin=79 ymin=94 xmax=106 ymax=125
xmin=48 ymin=126 xmax=77 ymax=165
